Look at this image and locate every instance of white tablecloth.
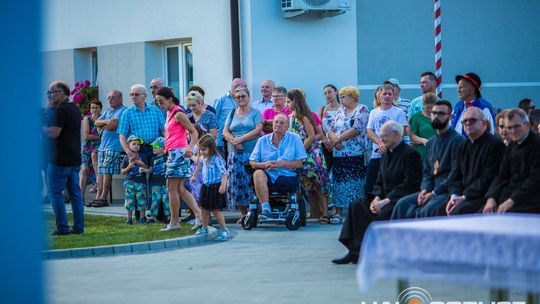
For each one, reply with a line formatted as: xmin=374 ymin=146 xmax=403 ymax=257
xmin=357 ymin=214 xmax=540 ymax=292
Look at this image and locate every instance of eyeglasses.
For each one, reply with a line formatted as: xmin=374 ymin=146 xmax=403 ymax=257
xmin=47 ymin=90 xmax=62 ymax=96
xmin=130 ymin=92 xmax=145 ymax=97
xmin=498 ymin=124 xmax=506 ymax=129
xmin=235 ymin=95 xmax=248 ymax=99
xmin=431 ymin=111 xmax=449 ymax=116
xmin=150 ymin=85 xmax=159 ymax=89
xmin=271 ymin=95 xmax=285 ymax=99
xmin=461 ymin=118 xmax=480 ymax=125
xmin=187 ymin=103 xmax=198 ymax=108
xmin=528 ymin=105 xmax=536 ymax=110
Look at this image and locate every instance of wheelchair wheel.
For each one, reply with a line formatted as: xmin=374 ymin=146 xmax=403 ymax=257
xmin=285 ymin=213 xmax=301 ymax=230
xmin=241 ymin=213 xmax=257 ymax=230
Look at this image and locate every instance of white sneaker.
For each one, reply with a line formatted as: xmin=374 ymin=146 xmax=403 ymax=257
xmin=191 ymin=218 xmax=202 ymax=231
xmin=160 ymin=223 xmax=180 ymax=232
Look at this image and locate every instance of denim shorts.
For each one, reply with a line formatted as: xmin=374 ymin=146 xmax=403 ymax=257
xmin=165 ymin=148 xmax=192 ymax=178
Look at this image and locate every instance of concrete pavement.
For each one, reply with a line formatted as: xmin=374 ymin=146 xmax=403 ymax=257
xmin=44 ymin=222 xmax=526 ymax=303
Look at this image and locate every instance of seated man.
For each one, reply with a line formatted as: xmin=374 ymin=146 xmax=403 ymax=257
xmin=443 ymin=107 xmax=505 ymax=215
xmin=250 ymin=113 xmax=307 ymax=218
xmin=391 ymin=100 xmax=465 ymax=219
xmin=332 ymin=121 xmax=422 ymax=264
xmin=484 ymin=108 xmax=540 ymax=214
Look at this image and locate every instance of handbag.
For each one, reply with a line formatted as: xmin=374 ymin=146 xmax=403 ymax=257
xmin=222 ymin=108 xmax=236 ymax=160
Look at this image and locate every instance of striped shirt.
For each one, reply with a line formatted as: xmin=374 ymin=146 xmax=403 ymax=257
xmin=118 ymin=103 xmax=165 ymax=144
xmin=199 ymin=154 xmax=227 ymax=185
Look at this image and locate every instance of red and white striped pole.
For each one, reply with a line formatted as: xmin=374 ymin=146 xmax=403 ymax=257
xmin=434 ymin=0 xmax=443 ymax=98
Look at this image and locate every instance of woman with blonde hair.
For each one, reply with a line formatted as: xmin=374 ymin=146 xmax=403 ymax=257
xmin=327 ymin=86 xmax=369 ymax=224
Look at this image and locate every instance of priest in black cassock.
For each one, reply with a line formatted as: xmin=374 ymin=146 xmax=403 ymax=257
xmin=484 ymin=108 xmax=540 ymax=214
xmin=444 ymin=107 xmax=506 ymax=215
xmin=332 ymin=121 xmax=422 ymax=264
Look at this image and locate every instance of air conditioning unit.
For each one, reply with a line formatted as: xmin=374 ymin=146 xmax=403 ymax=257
xmin=281 ymin=0 xmax=350 ymax=18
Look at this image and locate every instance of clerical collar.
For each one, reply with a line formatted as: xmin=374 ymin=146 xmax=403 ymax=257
xmin=517 ymin=130 xmax=530 ymax=145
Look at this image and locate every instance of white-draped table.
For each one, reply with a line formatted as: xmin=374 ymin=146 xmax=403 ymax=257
xmin=357 ymin=214 xmax=540 ymax=299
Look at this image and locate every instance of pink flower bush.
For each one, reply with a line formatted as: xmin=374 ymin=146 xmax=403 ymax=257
xmin=71 ymin=80 xmax=98 ymax=115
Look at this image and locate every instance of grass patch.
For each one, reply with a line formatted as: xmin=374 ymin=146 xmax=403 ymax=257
xmin=46 ymin=212 xmax=194 ymax=250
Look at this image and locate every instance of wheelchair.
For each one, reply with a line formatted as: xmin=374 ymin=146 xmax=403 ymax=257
xmin=241 ymin=166 xmax=307 ymax=231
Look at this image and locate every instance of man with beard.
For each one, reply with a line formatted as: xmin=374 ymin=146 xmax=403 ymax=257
xmin=391 ymin=100 xmax=465 ymax=219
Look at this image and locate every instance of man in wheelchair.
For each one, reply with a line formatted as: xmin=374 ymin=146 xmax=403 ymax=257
xmin=249 ymin=114 xmax=307 ymax=224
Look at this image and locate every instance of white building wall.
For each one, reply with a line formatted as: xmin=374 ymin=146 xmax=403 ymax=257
xmin=240 ymin=0 xmax=358 ymax=110
xmin=42 ymin=0 xmax=233 ymax=107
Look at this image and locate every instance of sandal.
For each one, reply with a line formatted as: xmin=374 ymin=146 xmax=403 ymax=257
xmin=318 ymin=216 xmax=331 ymax=224
xmin=84 ymin=200 xmax=94 ymax=207
xmin=330 ymin=214 xmax=343 ymax=224
xmin=92 ymin=199 xmax=109 ymax=208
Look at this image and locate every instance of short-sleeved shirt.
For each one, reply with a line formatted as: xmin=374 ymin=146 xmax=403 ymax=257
xmin=329 ymin=104 xmax=370 ymax=157
xmin=225 ymin=108 xmax=263 ymax=154
xmin=149 ymin=154 xmax=166 ymax=185
xmin=262 ymin=107 xmax=292 ymax=134
xmin=252 ymin=98 xmax=274 ymax=115
xmin=408 ymin=96 xmax=424 ymax=118
xmin=367 ymin=106 xmax=408 ymax=159
xmin=193 ymin=110 xmax=218 ymax=134
xmin=50 ymin=101 xmax=82 ymax=166
xmin=214 ymin=93 xmax=237 ymax=147
xmin=165 ymin=105 xmax=189 ymax=152
xmin=98 ymin=105 xmax=126 ymax=152
xmin=117 ymin=103 xmax=165 ymax=145
xmin=121 ymin=155 xmax=148 ymax=184
xmin=409 ymin=111 xmax=437 ymax=160
xmin=199 ymin=154 xmax=227 ymax=185
xmin=250 ymin=131 xmax=307 ymax=183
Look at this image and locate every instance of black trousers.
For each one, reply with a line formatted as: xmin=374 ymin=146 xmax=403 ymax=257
xmin=338 ymin=197 xmax=395 ymax=256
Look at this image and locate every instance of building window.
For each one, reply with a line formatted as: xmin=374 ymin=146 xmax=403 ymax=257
xmin=91 ymin=50 xmax=98 ymax=86
xmin=164 ymin=42 xmax=193 ymax=101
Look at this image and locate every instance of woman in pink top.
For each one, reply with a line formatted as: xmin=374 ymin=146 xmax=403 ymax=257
xmin=262 ymin=86 xmax=291 ymax=134
xmin=155 ymin=87 xmax=201 ymax=231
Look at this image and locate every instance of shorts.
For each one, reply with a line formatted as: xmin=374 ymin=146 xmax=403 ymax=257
xmin=123 ymin=180 xmax=147 ymax=211
xmin=165 ymin=148 xmax=192 ymax=178
xmin=98 ymin=150 xmax=121 ymax=175
xmin=265 ymin=172 xmax=297 ymax=193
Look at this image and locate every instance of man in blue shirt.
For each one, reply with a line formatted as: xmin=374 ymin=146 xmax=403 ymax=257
xmin=213 ymin=78 xmax=247 ymax=153
xmin=249 ymin=114 xmax=307 ymax=218
xmin=118 ymin=84 xmax=165 ymax=163
xmin=92 ymin=89 xmax=126 ymax=207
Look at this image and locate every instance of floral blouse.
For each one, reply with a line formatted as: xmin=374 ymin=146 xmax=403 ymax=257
xmin=328 ymin=104 xmax=369 ymax=158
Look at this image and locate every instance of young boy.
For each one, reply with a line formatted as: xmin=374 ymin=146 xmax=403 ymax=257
xmin=141 ymin=137 xmax=170 ymax=224
xmin=121 ymin=135 xmax=149 ymax=224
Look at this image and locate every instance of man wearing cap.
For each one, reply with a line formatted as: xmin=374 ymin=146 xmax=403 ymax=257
xmin=213 ymin=78 xmax=248 ymax=153
xmin=407 ymin=72 xmax=438 ymax=119
xmin=92 ymin=89 xmax=126 ymax=207
xmin=451 ymin=72 xmax=495 ymax=136
xmin=483 ymin=109 xmax=540 ymax=214
xmin=385 ymin=78 xmax=412 ymax=115
xmin=42 ymin=80 xmax=84 ymax=235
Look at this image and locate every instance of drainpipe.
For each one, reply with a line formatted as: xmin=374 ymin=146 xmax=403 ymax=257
xmin=230 ymin=0 xmax=241 ymax=78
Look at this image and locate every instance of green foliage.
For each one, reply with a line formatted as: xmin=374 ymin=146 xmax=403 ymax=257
xmin=46 ymin=213 xmax=193 ymax=250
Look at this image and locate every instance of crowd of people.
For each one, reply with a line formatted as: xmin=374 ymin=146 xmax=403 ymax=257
xmin=42 ymin=72 xmax=540 ymax=248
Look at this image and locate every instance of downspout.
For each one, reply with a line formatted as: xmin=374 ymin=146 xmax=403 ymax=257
xmin=230 ymin=0 xmax=241 ymax=78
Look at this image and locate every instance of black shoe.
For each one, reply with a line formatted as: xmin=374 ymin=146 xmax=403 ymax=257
xmin=331 ymin=252 xmax=359 ymax=264
xmin=70 ymin=229 xmax=84 ymax=235
xmin=181 ymin=214 xmax=195 ymax=223
xmin=52 ymin=230 xmax=70 ymax=236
